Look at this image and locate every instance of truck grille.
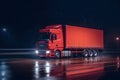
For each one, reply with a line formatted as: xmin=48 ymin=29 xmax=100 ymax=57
xmin=39 ymin=50 xmax=46 ymax=54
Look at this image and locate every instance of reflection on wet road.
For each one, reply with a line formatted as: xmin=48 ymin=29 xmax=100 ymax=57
xmin=0 ymin=56 xmax=120 ymax=80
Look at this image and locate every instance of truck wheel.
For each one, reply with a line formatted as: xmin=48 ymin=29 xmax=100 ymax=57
xmin=89 ymin=50 xmax=93 ymax=57
xmin=83 ymin=50 xmax=89 ymax=57
xmin=92 ymin=50 xmax=98 ymax=57
xmin=55 ymin=50 xmax=61 ymax=58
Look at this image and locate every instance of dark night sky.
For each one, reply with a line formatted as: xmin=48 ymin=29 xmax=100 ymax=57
xmin=0 ymin=0 xmax=120 ymax=48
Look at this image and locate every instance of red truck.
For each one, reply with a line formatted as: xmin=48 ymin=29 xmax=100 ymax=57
xmin=35 ymin=24 xmax=104 ymax=58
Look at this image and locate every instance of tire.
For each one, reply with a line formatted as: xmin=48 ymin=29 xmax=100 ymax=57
xmin=83 ymin=50 xmax=89 ymax=57
xmin=55 ymin=50 xmax=61 ymax=58
xmin=88 ymin=50 xmax=93 ymax=57
xmin=92 ymin=50 xmax=98 ymax=57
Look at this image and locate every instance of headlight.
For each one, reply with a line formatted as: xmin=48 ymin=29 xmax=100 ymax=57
xmin=35 ymin=50 xmax=39 ymax=54
xmin=46 ymin=50 xmax=50 ymax=54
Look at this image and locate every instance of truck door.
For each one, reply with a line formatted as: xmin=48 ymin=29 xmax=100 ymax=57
xmin=51 ymin=34 xmax=57 ymax=49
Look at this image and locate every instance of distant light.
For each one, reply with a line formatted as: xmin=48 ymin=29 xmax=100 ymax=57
xmin=116 ymin=37 xmax=120 ymax=41
xmin=2 ymin=28 xmax=7 ymax=32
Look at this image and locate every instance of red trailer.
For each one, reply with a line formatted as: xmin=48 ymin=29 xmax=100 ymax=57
xmin=35 ymin=24 xmax=104 ymax=58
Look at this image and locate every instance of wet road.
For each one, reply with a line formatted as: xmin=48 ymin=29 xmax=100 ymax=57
xmin=0 ymin=56 xmax=120 ymax=80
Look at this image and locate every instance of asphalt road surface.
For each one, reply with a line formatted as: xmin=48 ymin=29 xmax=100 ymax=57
xmin=0 ymin=55 xmax=120 ymax=80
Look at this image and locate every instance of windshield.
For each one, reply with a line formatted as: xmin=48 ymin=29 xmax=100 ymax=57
xmin=39 ymin=32 xmax=51 ymax=40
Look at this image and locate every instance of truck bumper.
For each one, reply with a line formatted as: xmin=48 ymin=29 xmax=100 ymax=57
xmin=35 ymin=50 xmax=55 ymax=58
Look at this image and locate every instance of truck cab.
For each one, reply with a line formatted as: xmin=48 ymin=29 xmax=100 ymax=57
xmin=35 ymin=25 xmax=63 ymax=58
